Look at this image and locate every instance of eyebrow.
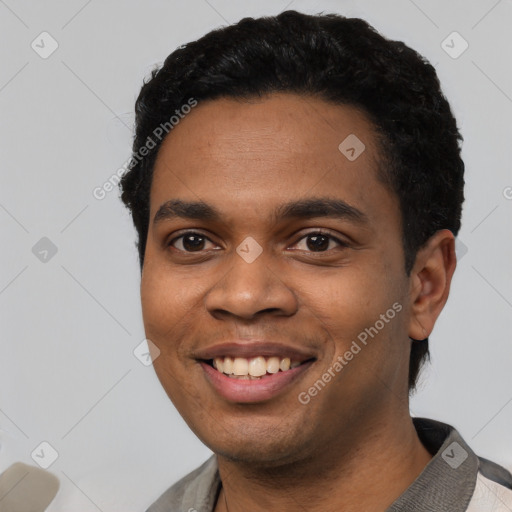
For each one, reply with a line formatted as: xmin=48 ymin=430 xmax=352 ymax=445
xmin=275 ymin=198 xmax=368 ymax=225
xmin=153 ymin=199 xmax=220 ymax=225
xmin=153 ymin=197 xmax=369 ymax=226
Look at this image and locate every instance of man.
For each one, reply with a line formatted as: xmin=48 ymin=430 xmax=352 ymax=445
xmin=120 ymin=10 xmax=512 ymax=512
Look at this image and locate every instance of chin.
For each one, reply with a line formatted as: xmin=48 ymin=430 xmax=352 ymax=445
xmin=216 ymin=443 xmax=305 ymax=467
xmin=198 ymin=419 xmax=315 ymax=466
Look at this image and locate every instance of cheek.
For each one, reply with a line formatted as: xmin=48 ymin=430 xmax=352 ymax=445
xmin=297 ymin=258 xmax=407 ymax=371
xmin=303 ymin=262 xmax=400 ymax=328
xmin=141 ymin=246 xmax=202 ymax=314
xmin=140 ymin=261 xmax=199 ymax=357
xmin=140 ymin=268 xmax=201 ymax=403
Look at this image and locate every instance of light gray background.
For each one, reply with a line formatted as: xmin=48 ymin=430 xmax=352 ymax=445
xmin=1 ymin=0 xmax=511 ymax=510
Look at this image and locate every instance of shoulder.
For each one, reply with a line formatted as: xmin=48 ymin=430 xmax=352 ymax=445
xmin=466 ymin=457 xmax=512 ymax=511
xmin=145 ymin=455 xmax=220 ymax=512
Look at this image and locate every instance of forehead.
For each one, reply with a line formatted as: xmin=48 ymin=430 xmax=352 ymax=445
xmin=149 ymin=93 xmax=397 ymax=228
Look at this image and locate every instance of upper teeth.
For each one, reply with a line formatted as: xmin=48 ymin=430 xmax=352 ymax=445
xmin=213 ymin=356 xmax=301 ymax=377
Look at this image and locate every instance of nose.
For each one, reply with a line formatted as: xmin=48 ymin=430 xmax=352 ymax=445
xmin=204 ymin=251 xmax=298 ymax=321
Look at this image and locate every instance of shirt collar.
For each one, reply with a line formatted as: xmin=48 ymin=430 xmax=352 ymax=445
xmin=386 ymin=417 xmax=479 ymax=511
xmin=146 ymin=417 xmax=479 ymax=511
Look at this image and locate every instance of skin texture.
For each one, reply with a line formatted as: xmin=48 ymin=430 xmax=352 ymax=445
xmin=140 ymin=93 xmax=456 ymax=512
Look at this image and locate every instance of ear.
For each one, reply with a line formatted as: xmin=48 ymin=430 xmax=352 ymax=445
xmin=408 ymin=229 xmax=457 ymax=340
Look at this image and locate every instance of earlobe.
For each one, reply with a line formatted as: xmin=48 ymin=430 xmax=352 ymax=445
xmin=408 ymin=229 xmax=457 ymax=341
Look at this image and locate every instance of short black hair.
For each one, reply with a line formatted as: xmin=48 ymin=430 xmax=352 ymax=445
xmin=119 ymin=10 xmax=465 ymax=392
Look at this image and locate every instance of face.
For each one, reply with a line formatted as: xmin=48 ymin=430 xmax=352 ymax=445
xmin=141 ymin=94 xmax=414 ymax=466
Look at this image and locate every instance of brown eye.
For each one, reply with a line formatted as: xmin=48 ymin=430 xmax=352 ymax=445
xmin=305 ymin=234 xmax=330 ymax=251
xmin=169 ymin=232 xmax=216 ymax=252
xmin=292 ymin=232 xmax=347 ymax=252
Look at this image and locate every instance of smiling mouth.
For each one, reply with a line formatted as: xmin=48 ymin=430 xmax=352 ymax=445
xmin=205 ymin=356 xmax=316 ymax=380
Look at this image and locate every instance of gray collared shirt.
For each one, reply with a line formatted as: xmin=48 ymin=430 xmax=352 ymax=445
xmin=146 ymin=418 xmax=512 ymax=511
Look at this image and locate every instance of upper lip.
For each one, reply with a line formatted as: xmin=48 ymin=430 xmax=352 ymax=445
xmin=194 ymin=341 xmax=317 ymax=362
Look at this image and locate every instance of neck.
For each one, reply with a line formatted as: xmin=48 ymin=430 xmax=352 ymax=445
xmin=215 ymin=412 xmax=432 ymax=512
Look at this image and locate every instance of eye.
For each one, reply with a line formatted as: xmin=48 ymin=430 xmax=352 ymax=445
xmin=291 ymin=231 xmax=348 ymax=252
xmin=168 ymin=231 xmax=218 ymax=252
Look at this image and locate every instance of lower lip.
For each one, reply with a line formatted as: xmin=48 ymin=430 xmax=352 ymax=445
xmin=200 ymin=361 xmax=314 ymax=403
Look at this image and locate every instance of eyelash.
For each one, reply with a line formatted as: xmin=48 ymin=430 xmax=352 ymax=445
xmin=167 ymin=230 xmax=348 ymax=253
